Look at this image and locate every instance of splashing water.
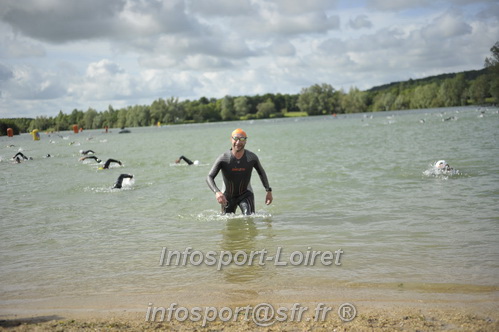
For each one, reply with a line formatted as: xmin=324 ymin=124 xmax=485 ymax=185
xmin=423 ymin=161 xmax=461 ymax=178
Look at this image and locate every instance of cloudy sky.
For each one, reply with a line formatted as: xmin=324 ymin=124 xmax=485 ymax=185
xmin=0 ymin=0 xmax=498 ymax=118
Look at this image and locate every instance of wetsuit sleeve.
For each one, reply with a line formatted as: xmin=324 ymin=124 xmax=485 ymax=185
xmin=179 ymin=156 xmax=194 ymax=165
xmin=206 ymin=154 xmax=224 ymax=193
xmin=113 ymin=174 xmax=133 ymax=189
xmin=253 ymin=155 xmax=271 ymax=191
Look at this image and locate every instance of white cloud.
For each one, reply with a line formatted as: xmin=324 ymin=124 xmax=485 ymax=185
xmin=187 ymin=0 xmax=255 ymax=16
xmin=74 ymin=59 xmax=135 ymax=100
xmin=0 ymin=0 xmax=497 ymax=117
xmin=0 ymin=64 xmax=67 ymax=100
xmin=265 ymin=39 xmax=297 ymax=57
xmin=263 ymin=0 xmax=339 ymax=15
xmin=421 ymin=9 xmax=472 ymax=39
xmin=0 ymin=0 xmax=125 ymax=43
xmin=367 ymin=0 xmax=434 ymax=12
xmin=0 ymin=35 xmax=45 ymax=58
xmin=348 ymin=15 xmax=373 ymax=30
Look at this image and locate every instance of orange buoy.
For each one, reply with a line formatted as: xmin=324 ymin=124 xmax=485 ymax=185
xmin=7 ymin=128 xmax=14 ymax=137
xmin=73 ymin=124 xmax=78 ymax=133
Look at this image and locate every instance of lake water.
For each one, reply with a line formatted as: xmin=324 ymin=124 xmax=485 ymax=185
xmin=1 ymin=106 xmax=498 ymax=315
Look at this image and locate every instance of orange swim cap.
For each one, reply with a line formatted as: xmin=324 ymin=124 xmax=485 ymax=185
xmin=231 ymin=128 xmax=247 ymax=137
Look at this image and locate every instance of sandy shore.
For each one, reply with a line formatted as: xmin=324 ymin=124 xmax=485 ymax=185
xmin=1 ymin=297 xmax=498 ymax=331
xmin=0 ymin=307 xmax=497 ymax=331
xmin=1 ymin=283 xmax=498 ymax=331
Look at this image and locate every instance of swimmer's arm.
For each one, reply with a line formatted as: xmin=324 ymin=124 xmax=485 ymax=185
xmin=254 ymin=157 xmax=272 ymax=205
xmin=254 ymin=157 xmax=271 ymax=192
xmin=206 ymin=156 xmax=222 ymax=193
xmin=206 ymin=156 xmax=228 ymax=205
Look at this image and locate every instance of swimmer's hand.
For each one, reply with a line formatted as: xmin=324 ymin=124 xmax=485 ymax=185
xmin=215 ymin=191 xmax=228 ymax=206
xmin=265 ymin=191 xmax=273 ymax=205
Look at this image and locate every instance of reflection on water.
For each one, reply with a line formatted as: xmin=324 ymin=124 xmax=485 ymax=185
xmin=220 ymin=218 xmax=268 ymax=284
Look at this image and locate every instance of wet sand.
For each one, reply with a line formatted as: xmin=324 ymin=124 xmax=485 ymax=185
xmin=1 ymin=287 xmax=498 ymax=331
xmin=1 ymin=305 xmax=497 ymax=331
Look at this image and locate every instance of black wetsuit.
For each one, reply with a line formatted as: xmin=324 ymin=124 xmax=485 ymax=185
xmin=113 ymin=174 xmax=133 ymax=189
xmin=177 ymin=156 xmax=194 ymax=165
xmin=81 ymin=150 xmax=95 ymax=155
xmin=81 ymin=155 xmax=102 ymax=163
xmin=206 ymin=149 xmax=271 ymax=215
xmin=103 ymin=159 xmax=122 ymax=169
xmin=13 ymin=152 xmax=29 ymax=160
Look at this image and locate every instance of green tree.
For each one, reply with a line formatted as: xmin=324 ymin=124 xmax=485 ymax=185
xmin=101 ymin=105 xmax=117 ymax=128
xmin=30 ymin=116 xmax=53 ymax=131
xmin=372 ymin=91 xmax=396 ymax=111
xmin=469 ymin=75 xmax=490 ymax=105
xmin=163 ymin=97 xmax=184 ymax=123
xmin=234 ymin=96 xmax=250 ymax=118
xmin=92 ymin=114 xmax=103 ymax=129
xmin=83 ymin=108 xmax=98 ymax=129
xmin=437 ymin=74 xmax=467 ymax=107
xmin=393 ymin=91 xmax=410 ymax=110
xmin=117 ymin=108 xmax=127 ymax=128
xmin=55 ymin=110 xmax=69 ymax=131
xmin=220 ymin=95 xmax=235 ymax=120
xmin=341 ymin=87 xmax=367 ymax=113
xmin=0 ymin=120 xmax=20 ymax=136
xmin=297 ymin=83 xmax=338 ymax=115
xmin=485 ymin=41 xmax=499 ymax=102
xmin=150 ymin=99 xmax=166 ymax=125
xmin=256 ymin=99 xmax=276 ymax=118
xmin=68 ymin=109 xmax=84 ymax=127
xmin=484 ymin=41 xmax=499 ymax=68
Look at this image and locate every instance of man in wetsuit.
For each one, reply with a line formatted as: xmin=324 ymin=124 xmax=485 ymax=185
xmin=206 ymin=128 xmax=273 ymax=215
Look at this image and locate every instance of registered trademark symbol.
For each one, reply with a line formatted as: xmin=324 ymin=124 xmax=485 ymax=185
xmin=338 ymin=303 xmax=357 ymax=322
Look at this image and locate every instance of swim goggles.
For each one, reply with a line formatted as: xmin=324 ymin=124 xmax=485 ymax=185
xmin=232 ymin=136 xmax=248 ymax=141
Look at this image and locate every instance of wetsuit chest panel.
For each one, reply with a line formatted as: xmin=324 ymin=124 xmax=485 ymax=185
xmin=221 ymin=151 xmax=256 ymax=197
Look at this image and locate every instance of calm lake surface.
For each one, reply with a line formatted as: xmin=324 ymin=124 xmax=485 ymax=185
xmin=1 ymin=106 xmax=498 ymax=313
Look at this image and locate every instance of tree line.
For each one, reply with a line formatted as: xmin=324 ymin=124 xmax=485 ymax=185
xmin=2 ymin=42 xmax=498 ymax=135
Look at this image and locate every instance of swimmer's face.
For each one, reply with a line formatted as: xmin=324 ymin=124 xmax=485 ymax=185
xmin=436 ymin=161 xmax=446 ymax=169
xmin=231 ymin=135 xmax=247 ymax=152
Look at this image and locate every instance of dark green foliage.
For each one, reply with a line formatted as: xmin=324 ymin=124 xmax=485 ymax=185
xmin=0 ymin=119 xmax=21 ymax=136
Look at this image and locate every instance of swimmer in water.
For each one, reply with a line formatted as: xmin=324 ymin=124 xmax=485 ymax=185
xmin=113 ymin=174 xmax=133 ymax=189
xmin=206 ymin=128 xmax=272 ymax=215
xmin=12 ymin=152 xmax=31 ymax=161
xmin=435 ymin=160 xmax=453 ymax=172
xmin=79 ymin=155 xmax=102 ymax=163
xmin=80 ymin=149 xmax=95 ymax=155
xmin=102 ymin=158 xmax=122 ymax=169
xmin=175 ymin=156 xmax=199 ymax=165
xmin=176 ymin=155 xmax=194 ymax=165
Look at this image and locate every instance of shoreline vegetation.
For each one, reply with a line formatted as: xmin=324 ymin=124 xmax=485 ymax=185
xmin=1 ymin=41 xmax=498 ymax=136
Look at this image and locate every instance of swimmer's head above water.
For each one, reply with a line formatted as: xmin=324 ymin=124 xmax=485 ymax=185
xmin=435 ymin=160 xmax=446 ymax=169
xmin=231 ymin=128 xmax=248 ymax=154
xmin=231 ymin=128 xmax=247 ymax=138
xmin=435 ymin=160 xmax=452 ymax=171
